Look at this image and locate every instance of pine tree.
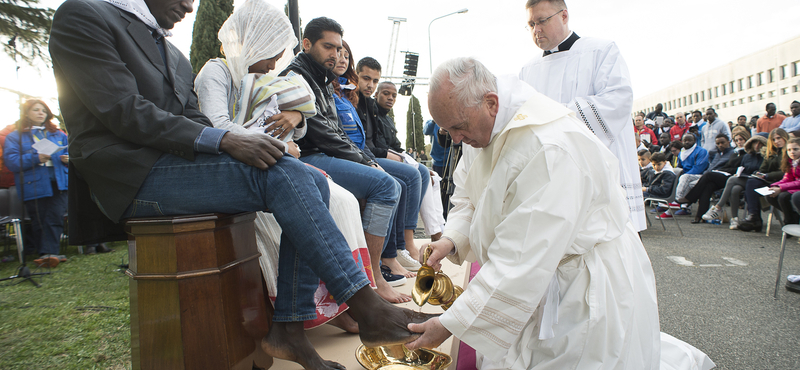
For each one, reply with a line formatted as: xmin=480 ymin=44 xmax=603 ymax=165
xmin=1 ymin=0 xmax=54 ymax=66
xmin=189 ymin=0 xmax=233 ymax=74
xmin=405 ymin=95 xmax=424 ymax=152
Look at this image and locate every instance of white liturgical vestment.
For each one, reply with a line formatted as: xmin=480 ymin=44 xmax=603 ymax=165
xmin=519 ymin=36 xmax=646 ymax=232
xmin=438 ymin=76 xmax=714 ymax=370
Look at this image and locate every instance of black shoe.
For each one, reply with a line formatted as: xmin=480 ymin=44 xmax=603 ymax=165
xmin=95 ymin=243 xmax=113 ymax=253
xmin=690 ymin=218 xmax=702 ymax=224
xmin=379 ymin=265 xmax=407 ymax=287
xmin=737 ymin=220 xmax=763 ymax=232
xmin=786 ymin=280 xmax=800 ymax=294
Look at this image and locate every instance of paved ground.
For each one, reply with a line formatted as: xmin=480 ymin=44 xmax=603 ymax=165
xmin=643 ymin=208 xmax=800 ymax=370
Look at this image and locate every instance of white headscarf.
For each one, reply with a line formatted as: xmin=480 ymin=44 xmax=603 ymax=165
xmin=102 ymin=0 xmax=172 ymax=36
xmin=218 ymin=0 xmax=297 ymax=89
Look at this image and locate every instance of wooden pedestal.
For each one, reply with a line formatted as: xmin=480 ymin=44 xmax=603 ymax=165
xmin=126 ymin=213 xmax=273 ymax=370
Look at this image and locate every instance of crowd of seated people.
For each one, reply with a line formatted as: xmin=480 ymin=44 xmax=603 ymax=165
xmin=637 ymin=104 xmax=800 ymax=236
xmin=193 ymin=1 xmax=447 ymax=310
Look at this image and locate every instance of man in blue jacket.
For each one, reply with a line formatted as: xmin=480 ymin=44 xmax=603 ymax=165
xmin=673 ymin=133 xmax=709 ymax=215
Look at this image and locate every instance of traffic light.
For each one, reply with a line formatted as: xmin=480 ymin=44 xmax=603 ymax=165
xmin=399 ymin=52 xmax=419 ymax=96
xmin=403 ymin=52 xmax=419 ymax=77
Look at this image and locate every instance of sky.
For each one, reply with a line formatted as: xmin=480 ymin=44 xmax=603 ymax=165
xmin=2 ymin=0 xmax=800 ymax=142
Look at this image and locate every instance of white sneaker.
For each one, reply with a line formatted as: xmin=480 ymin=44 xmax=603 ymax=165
xmin=702 ymin=206 xmax=721 ymax=221
xmin=397 ymin=249 xmax=421 ymax=271
xmin=729 ymin=217 xmax=739 ymax=230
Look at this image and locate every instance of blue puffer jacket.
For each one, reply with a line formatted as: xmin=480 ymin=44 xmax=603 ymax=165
xmin=678 ymin=145 xmax=709 ymax=175
xmin=4 ymin=127 xmax=68 ymax=201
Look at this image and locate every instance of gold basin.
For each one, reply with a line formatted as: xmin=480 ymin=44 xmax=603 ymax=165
xmin=355 ymin=344 xmax=452 ymax=370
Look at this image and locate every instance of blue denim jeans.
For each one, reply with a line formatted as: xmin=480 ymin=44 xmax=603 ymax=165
xmin=376 ymin=159 xmax=429 ymax=258
xmin=300 ymin=153 xmax=400 ymax=238
xmin=121 ymin=153 xmax=370 ymax=322
xmin=25 ymin=182 xmax=67 ymax=256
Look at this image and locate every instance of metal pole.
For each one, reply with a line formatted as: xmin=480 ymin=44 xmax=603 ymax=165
xmin=428 ymin=9 xmax=468 ymax=75
xmin=386 ymin=17 xmax=406 ymax=77
xmin=288 ymin=0 xmax=301 ymax=54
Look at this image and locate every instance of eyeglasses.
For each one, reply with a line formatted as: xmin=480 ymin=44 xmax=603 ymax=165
xmin=525 ymin=9 xmax=564 ymax=31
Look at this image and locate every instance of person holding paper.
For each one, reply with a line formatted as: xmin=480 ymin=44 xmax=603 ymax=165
xmin=3 ymin=99 xmax=68 ymax=268
xmin=739 ymin=128 xmax=789 ymax=232
xmin=764 ymin=138 xmax=800 ymax=225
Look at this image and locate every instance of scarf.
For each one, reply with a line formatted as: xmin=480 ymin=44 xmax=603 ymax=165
xmin=101 ymin=0 xmax=172 ymax=36
xmin=679 ymin=143 xmax=696 ymax=162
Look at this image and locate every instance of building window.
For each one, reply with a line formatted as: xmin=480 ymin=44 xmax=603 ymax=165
xmin=757 ymin=72 xmax=764 ymax=86
xmin=782 ymin=87 xmax=789 ymax=95
xmin=723 ymin=102 xmax=727 ymax=108
xmin=689 ymin=95 xmax=693 ymax=105
xmin=768 ymin=69 xmax=774 ymax=83
xmin=730 ymin=81 xmax=734 ymax=93
xmin=731 ymin=100 xmax=735 ymax=107
xmin=738 ymin=78 xmax=744 ymax=91
xmin=740 ymin=98 xmax=745 ymax=104
xmin=781 ymin=65 xmax=788 ymax=80
xmin=749 ymin=96 xmax=754 ymax=102
xmin=715 ymin=104 xmax=720 ymax=109
xmin=717 ymin=86 xmax=721 ymax=97
xmin=701 ymin=91 xmax=705 ymax=101
xmin=794 ymin=85 xmax=798 ymax=93
xmin=748 ymin=75 xmax=754 ymax=88
xmin=793 ymin=61 xmax=800 ymax=77
xmin=769 ymin=90 xmax=775 ymax=97
xmin=683 ymin=97 xmax=687 ymax=106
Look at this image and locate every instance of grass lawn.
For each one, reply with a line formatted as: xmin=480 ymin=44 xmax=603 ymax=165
xmin=0 ymin=241 xmax=131 ymax=369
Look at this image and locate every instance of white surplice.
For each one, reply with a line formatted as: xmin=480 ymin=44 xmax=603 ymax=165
xmin=438 ymin=76 xmax=661 ymax=369
xmin=519 ymin=36 xmax=646 ymax=232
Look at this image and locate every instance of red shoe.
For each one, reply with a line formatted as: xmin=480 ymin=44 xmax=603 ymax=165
xmin=667 ymin=202 xmax=680 ymax=208
xmin=33 ymin=255 xmax=60 ymax=268
xmin=656 ymin=212 xmax=673 ymax=219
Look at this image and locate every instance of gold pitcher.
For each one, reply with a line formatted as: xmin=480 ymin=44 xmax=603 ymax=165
xmin=411 ymin=246 xmax=463 ymax=310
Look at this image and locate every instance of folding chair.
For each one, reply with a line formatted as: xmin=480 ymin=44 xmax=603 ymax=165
xmin=644 ymin=168 xmax=684 ymax=236
xmin=0 ymin=187 xmax=26 ymax=262
xmin=774 ymin=224 xmax=800 ymax=298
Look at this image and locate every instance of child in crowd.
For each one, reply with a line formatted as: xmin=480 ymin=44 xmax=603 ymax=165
xmin=643 ymin=152 xmax=676 ymax=198
xmin=638 ymin=149 xmax=652 ymax=169
xmin=765 ymin=138 xmax=800 ymax=225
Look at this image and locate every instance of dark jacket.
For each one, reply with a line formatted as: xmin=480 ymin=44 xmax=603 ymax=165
xmin=706 ymin=146 xmax=734 ymax=173
xmin=760 ymin=148 xmax=786 ymax=182
xmin=643 ymin=169 xmax=676 ymax=198
xmin=50 ymin=0 xmax=213 ymax=243
xmin=373 ymin=104 xmax=404 ymax=155
xmin=282 ymin=53 xmax=374 ymax=165
xmin=716 ymin=148 xmax=746 ymax=175
xmin=740 ymin=152 xmax=764 ymax=176
xmin=355 ymin=92 xmax=387 ymax=158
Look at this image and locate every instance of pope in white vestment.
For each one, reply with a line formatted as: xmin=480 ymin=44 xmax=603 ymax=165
xmin=519 ymin=34 xmax=646 ymax=232
xmin=408 ymin=58 xmax=714 ymax=370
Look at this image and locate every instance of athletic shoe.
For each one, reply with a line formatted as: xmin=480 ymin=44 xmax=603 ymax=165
xmin=650 ymin=206 xmax=667 ymax=214
xmin=668 ymin=202 xmax=680 ymax=208
xmin=33 ymin=255 xmax=60 ymax=268
xmin=396 ymin=249 xmax=421 ymax=271
xmin=656 ymin=212 xmax=673 ymax=219
xmin=729 ymin=217 xmax=739 ymax=230
xmin=380 ymin=265 xmax=406 ymax=287
xmin=702 ymin=207 xmax=721 ymax=221
xmin=674 ymin=209 xmax=691 ymax=216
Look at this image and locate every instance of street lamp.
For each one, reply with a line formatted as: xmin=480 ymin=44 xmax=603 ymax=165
xmin=428 ymin=8 xmax=468 ymax=74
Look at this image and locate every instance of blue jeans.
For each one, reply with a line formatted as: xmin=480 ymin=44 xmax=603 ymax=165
xmin=300 ymin=153 xmax=400 ymax=238
xmin=121 ymin=153 xmax=370 ymax=322
xmin=376 ymin=159 xmax=429 ymax=257
xmin=25 ymin=182 xmax=67 ymax=256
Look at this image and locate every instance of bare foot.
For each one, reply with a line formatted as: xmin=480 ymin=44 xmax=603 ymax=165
xmin=375 ymin=277 xmax=412 ymax=303
xmin=262 ymin=321 xmax=345 ymax=370
xmin=327 ymin=311 xmax=359 ymax=333
xmin=382 ymin=257 xmax=416 ymax=278
xmin=346 ymin=286 xmax=440 ymax=347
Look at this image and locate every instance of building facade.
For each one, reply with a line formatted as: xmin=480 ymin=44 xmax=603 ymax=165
xmin=633 ymin=35 xmax=800 ymax=122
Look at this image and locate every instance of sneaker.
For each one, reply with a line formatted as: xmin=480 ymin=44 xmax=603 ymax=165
xmin=650 ymin=206 xmax=667 ymax=214
xmin=674 ymin=209 xmax=691 ymax=216
xmin=656 ymin=212 xmax=673 ymax=219
xmin=668 ymin=202 xmax=680 ymax=208
xmin=702 ymin=207 xmax=721 ymax=221
xmin=396 ymin=249 xmax=421 ymax=271
xmin=33 ymin=255 xmax=60 ymax=268
xmin=729 ymin=217 xmax=739 ymax=230
xmin=380 ymin=265 xmax=406 ymax=287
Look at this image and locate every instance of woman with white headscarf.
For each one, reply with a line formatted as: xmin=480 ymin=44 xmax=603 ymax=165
xmin=195 ymin=0 xmax=372 ymax=333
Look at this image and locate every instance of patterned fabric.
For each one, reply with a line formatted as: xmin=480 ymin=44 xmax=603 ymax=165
xmin=234 ymin=71 xmax=316 ymax=140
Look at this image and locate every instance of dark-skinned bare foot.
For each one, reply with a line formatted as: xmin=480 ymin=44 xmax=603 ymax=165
xmin=346 ymin=286 xmax=440 ymax=347
xmin=327 ymin=311 xmax=359 ymax=333
xmin=261 ymin=321 xmax=346 ymax=370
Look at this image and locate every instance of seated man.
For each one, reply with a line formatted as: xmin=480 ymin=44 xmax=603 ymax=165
xmin=48 ymin=0 xmax=432 ymax=368
xmin=672 ymin=133 xmax=709 ymax=216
